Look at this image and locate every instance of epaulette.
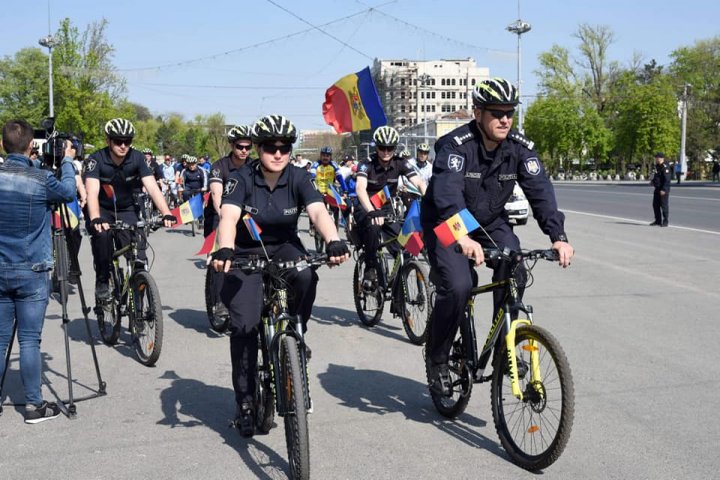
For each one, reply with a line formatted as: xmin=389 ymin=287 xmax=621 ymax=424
xmin=452 ymin=130 xmax=476 ymax=146
xmin=508 ymin=131 xmax=535 ymax=150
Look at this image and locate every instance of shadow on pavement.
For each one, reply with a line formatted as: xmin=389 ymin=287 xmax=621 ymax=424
xmin=168 ymin=308 xmax=225 ymax=338
xmin=156 ymin=370 xmax=290 ymax=479
xmin=311 ymin=305 xmax=412 ymax=344
xmin=318 ymin=363 xmax=509 ymax=459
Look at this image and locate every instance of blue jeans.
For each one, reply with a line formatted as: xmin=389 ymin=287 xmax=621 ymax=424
xmin=0 ymin=268 xmax=50 ymax=406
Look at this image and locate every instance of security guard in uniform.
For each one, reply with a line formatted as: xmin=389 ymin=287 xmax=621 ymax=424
xmin=421 ymin=78 xmax=574 ymax=396
xmin=211 ymin=115 xmax=350 ymax=438
xmin=84 ymin=118 xmax=176 ymax=300
xmin=354 ymin=126 xmax=426 ymax=285
xmin=650 ymin=152 xmax=671 ymax=227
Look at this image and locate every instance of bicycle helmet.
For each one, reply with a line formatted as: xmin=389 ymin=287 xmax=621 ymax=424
xmin=180 ymin=154 xmax=189 ymax=161
xmin=142 ymin=147 xmax=153 ymax=155
xmin=373 ymin=126 xmax=399 ymax=147
xmin=320 ymin=146 xmax=333 ymax=155
xmin=417 ymin=143 xmax=430 ymax=152
xmin=251 ymin=115 xmax=298 ymax=144
xmin=227 ymin=125 xmax=252 ymax=142
xmin=186 ymin=156 xmax=198 ymax=164
xmin=471 ymin=77 xmax=519 ymax=107
xmin=399 ymin=150 xmax=412 ymax=159
xmin=104 ymin=118 xmax=136 ymax=138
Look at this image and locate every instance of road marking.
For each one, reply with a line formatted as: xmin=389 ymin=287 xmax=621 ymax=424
xmin=563 ymin=209 xmax=720 ymax=236
xmin=555 ymin=186 xmax=720 ymax=202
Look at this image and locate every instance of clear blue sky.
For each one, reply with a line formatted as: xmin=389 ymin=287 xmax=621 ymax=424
xmin=3 ymin=0 xmax=719 ymax=132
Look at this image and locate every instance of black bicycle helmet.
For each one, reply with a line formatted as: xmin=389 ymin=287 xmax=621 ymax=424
xmin=251 ymin=115 xmax=298 ymax=144
xmin=104 ymin=118 xmax=136 ymax=138
xmin=472 ymin=77 xmax=519 ymax=107
xmin=227 ymin=125 xmax=252 ymax=142
xmin=373 ymin=126 xmax=399 ymax=147
xmin=320 ymin=146 xmax=333 ymax=155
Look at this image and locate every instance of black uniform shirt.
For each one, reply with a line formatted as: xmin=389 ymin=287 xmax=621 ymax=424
xmin=652 ymin=162 xmax=672 ymax=193
xmin=181 ymin=167 xmax=207 ymax=191
xmin=222 ymin=163 xmax=323 ymax=249
xmin=209 ymin=154 xmax=244 ymax=187
xmin=84 ymin=147 xmax=152 ymax=210
xmin=356 ymin=153 xmax=418 ymax=197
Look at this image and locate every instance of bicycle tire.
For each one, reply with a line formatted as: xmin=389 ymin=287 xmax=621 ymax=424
xmin=352 ymin=254 xmax=384 ymax=327
xmin=97 ymin=274 xmax=121 ymax=345
xmin=205 ymin=266 xmax=230 ymax=333
xmin=255 ymin=346 xmax=276 ymax=433
xmin=490 ymin=325 xmax=574 ymax=471
xmin=425 ymin=317 xmax=472 ymax=418
xmin=130 ymin=271 xmax=164 ymax=366
xmin=280 ymin=336 xmax=310 ymax=480
xmin=400 ymin=261 xmax=431 ymax=345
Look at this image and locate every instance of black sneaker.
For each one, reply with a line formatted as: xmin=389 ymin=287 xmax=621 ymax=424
xmin=362 ymin=267 xmax=378 ymax=290
xmin=95 ymin=281 xmax=110 ymax=301
xmin=234 ymin=403 xmax=255 ymax=438
xmin=428 ymin=363 xmax=452 ymax=397
xmin=24 ymin=401 xmax=61 ymax=424
xmin=214 ymin=302 xmax=228 ymax=318
xmin=661 ymin=222 xmax=668 ymax=227
xmin=649 ymin=221 xmax=661 ymax=226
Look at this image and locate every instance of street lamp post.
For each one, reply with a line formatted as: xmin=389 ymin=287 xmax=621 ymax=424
xmin=38 ymin=35 xmax=61 ymax=118
xmin=506 ymin=19 xmax=531 ymax=132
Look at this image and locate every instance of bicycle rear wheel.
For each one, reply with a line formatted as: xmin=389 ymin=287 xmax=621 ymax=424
xmin=205 ymin=266 xmax=230 ymax=333
xmin=400 ymin=261 xmax=431 ymax=345
xmin=96 ymin=274 xmax=121 ymax=345
xmin=352 ymin=254 xmax=383 ymax=327
xmin=490 ymin=325 xmax=574 ymax=471
xmin=255 ymin=343 xmax=276 ymax=434
xmin=425 ymin=323 xmax=473 ymax=418
xmin=130 ymin=271 xmax=164 ymax=366
xmin=280 ymin=336 xmax=310 ymax=480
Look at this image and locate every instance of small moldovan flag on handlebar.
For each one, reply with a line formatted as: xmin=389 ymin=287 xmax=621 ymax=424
xmin=370 ymin=186 xmax=391 ymax=209
xmin=196 ymin=229 xmax=218 ymax=255
xmin=102 ymin=184 xmax=116 ymax=204
xmin=171 ymin=193 xmax=204 ymax=226
xmin=243 ymin=213 xmax=263 ymax=241
xmin=433 ymin=209 xmax=480 ymax=247
xmin=397 ymin=231 xmax=424 ymax=257
xmin=324 ymin=184 xmax=347 ymax=210
xmin=401 ymin=200 xmax=422 ymax=235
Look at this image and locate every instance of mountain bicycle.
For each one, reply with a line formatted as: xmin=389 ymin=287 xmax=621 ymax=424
xmin=232 ymin=253 xmax=327 ymax=480
xmin=351 ymin=213 xmax=432 ymax=345
xmin=425 ymin=247 xmax=574 ymax=471
xmin=94 ymin=220 xmax=164 ymax=367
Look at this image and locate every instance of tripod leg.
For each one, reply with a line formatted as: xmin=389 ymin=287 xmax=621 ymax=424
xmin=0 ymin=320 xmax=18 ymax=416
xmin=54 ymin=230 xmax=76 ymax=417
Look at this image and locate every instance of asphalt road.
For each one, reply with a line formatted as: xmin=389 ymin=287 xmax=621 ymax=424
xmin=1 ymin=186 xmax=719 ymax=479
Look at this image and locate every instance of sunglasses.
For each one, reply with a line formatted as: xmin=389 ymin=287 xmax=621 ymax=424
xmin=262 ymin=144 xmax=292 ymax=155
xmin=377 ymin=145 xmax=396 ymax=152
xmin=234 ymin=144 xmax=252 ymax=151
xmin=484 ymin=108 xmax=515 ymax=120
xmin=111 ymin=138 xmax=133 ymax=146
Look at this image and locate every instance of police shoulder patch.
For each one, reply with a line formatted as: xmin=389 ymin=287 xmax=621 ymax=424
xmin=85 ymin=159 xmax=97 ymax=172
xmin=508 ymin=131 xmax=535 ymax=150
xmin=524 ymin=157 xmax=541 ymax=176
xmin=211 ymin=168 xmax=221 ymax=178
xmin=359 ymin=163 xmax=369 ymax=173
xmin=223 ymin=178 xmax=238 ymax=196
xmin=447 ymin=154 xmax=465 ymax=173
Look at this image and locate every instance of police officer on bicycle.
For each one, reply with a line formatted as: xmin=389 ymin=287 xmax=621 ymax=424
xmin=421 ymin=78 xmax=574 ymax=396
xmin=354 ymin=126 xmax=426 ymax=286
xmin=178 ymin=156 xmax=208 ymax=202
xmin=84 ymin=118 xmax=177 ymax=301
xmin=211 ymin=115 xmax=349 ymax=437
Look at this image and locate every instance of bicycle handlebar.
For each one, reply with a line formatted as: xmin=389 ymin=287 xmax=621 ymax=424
xmin=230 ymin=253 xmax=330 ymax=273
xmin=110 ymin=218 xmax=163 ymax=232
xmin=454 ymin=245 xmax=560 ymax=263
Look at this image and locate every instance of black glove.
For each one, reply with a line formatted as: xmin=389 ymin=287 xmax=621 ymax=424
xmin=90 ymin=217 xmax=109 ymax=226
xmin=367 ymin=209 xmax=385 ymax=219
xmin=326 ymin=240 xmax=350 ymax=258
xmin=162 ymin=214 xmax=178 ymax=225
xmin=212 ymin=247 xmax=235 ymax=263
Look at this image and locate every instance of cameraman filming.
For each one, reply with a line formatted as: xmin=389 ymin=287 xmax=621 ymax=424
xmin=0 ymin=119 xmax=76 ymax=424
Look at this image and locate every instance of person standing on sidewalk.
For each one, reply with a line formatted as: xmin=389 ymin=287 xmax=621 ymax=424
xmin=650 ymin=152 xmax=671 ymax=227
xmin=712 ymin=159 xmax=720 ymax=183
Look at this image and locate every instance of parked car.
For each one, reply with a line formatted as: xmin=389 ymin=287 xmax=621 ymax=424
xmin=505 ymin=183 xmax=529 ymax=225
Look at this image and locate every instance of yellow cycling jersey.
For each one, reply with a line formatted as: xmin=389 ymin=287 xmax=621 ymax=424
xmin=314 ymin=163 xmax=337 ymax=194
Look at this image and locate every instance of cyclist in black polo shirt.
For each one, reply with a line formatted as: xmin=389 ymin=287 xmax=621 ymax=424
xmin=178 ymin=156 xmax=208 ymax=202
xmin=84 ymin=118 xmax=177 ymax=300
xmin=211 ymin=115 xmax=350 ymax=437
xmin=354 ymin=125 xmax=426 ymax=286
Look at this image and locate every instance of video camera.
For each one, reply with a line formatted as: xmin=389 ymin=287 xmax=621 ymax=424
xmin=39 ymin=117 xmax=83 ymax=170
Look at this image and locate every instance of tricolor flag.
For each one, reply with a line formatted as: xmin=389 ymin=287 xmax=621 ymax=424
xmin=322 ymin=66 xmax=388 ymax=134
xmin=242 ymin=213 xmax=263 ymax=241
xmin=370 ymin=186 xmax=391 ymax=209
xmin=324 ymin=184 xmax=347 ymax=210
xmin=102 ymin=184 xmax=116 ymax=204
xmin=171 ymin=194 xmax=204 ymax=226
xmin=433 ymin=209 xmax=481 ymax=247
xmin=203 ymin=192 xmax=211 ymax=207
xmin=51 ymin=198 xmax=81 ymax=229
xmin=397 ymin=231 xmax=424 ymax=257
xmin=196 ymin=229 xmax=218 ymax=255
xmin=401 ymin=200 xmax=422 ymax=235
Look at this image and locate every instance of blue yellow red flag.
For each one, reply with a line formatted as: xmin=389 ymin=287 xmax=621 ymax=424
xmin=242 ymin=213 xmax=263 ymax=241
xmin=433 ymin=209 xmax=481 ymax=247
xmin=322 ymin=67 xmax=387 ymax=134
xmin=370 ymin=186 xmax=391 ymax=209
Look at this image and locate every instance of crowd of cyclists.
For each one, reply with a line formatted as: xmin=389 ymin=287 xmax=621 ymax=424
xmin=21 ymin=77 xmax=575 ymax=475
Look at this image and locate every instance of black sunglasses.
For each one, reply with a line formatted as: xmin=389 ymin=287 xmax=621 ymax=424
xmin=377 ymin=145 xmax=396 ymax=152
xmin=111 ymin=138 xmax=133 ymax=146
xmin=234 ymin=144 xmax=252 ymax=151
xmin=262 ymin=144 xmax=292 ymax=155
xmin=484 ymin=108 xmax=515 ymax=120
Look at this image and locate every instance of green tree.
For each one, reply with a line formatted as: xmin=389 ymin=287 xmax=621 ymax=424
xmin=0 ymin=48 xmax=50 ymax=126
xmin=524 ymin=96 xmax=582 ymax=173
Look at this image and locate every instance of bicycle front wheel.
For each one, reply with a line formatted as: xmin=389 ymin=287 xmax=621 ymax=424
xmin=280 ymin=336 xmax=310 ymax=480
xmin=352 ymin=254 xmax=384 ymax=327
xmin=130 ymin=271 xmax=164 ymax=366
xmin=400 ymin=261 xmax=431 ymax=345
xmin=490 ymin=325 xmax=574 ymax=471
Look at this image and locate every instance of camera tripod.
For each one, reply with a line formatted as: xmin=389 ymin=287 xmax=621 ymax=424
xmin=0 ymin=202 xmax=107 ymax=418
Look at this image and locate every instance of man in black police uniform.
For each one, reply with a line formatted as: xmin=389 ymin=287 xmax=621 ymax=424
xmin=211 ymin=115 xmax=349 ymax=437
xmin=354 ymin=125 xmax=426 ymax=286
xmin=178 ymin=156 xmax=208 ymax=202
xmin=421 ymin=78 xmax=574 ymax=396
xmin=650 ymin=152 xmax=671 ymax=227
xmin=84 ymin=118 xmax=177 ymax=300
